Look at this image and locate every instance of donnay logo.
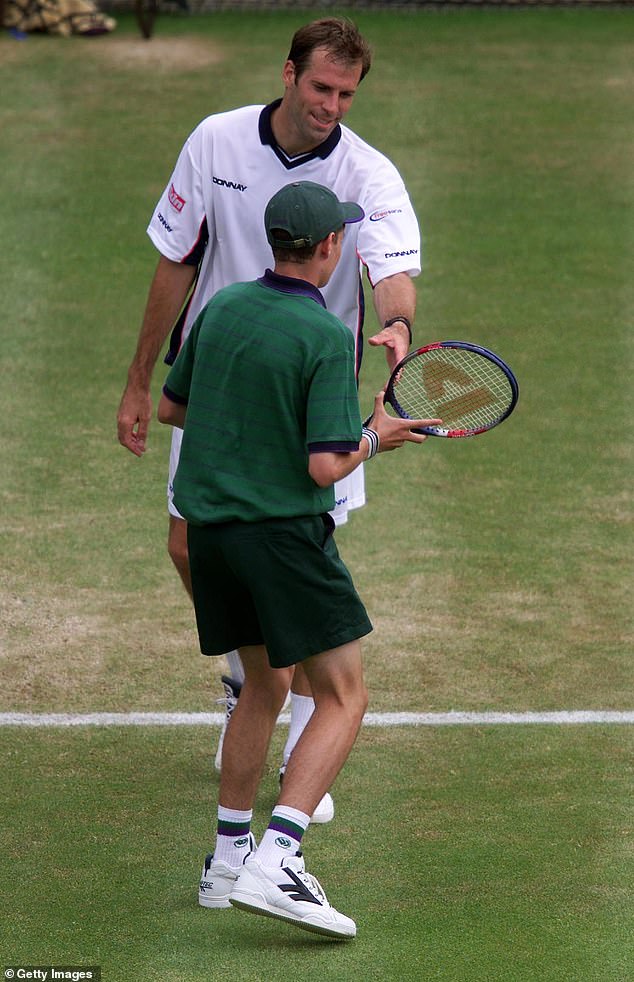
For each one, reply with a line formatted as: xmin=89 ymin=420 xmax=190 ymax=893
xmin=234 ymin=837 xmax=249 ymax=847
xmin=213 ymin=175 xmax=248 ymax=192
xmin=275 ymin=836 xmax=292 ymax=849
xmin=157 ymin=212 xmax=173 ymax=233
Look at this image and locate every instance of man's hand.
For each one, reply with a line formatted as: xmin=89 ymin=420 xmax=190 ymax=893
xmin=370 ymin=272 xmax=417 ymax=371
xmin=117 ymin=384 xmax=153 ymax=456
xmin=367 ymin=321 xmax=410 ymax=372
xmin=366 ymin=390 xmax=441 ymax=452
xmin=116 ymin=256 xmax=196 ymax=457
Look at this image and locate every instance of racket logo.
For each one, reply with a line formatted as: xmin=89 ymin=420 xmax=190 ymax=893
xmin=422 ymin=362 xmax=496 ymax=424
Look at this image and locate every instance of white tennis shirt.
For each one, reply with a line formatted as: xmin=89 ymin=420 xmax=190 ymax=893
xmin=149 ymin=101 xmax=422 ymax=523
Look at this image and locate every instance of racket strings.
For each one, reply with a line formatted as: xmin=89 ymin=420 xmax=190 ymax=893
xmin=393 ymin=350 xmax=513 ymax=430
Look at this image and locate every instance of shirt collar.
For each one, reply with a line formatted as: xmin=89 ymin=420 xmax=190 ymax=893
xmin=258 ymin=99 xmax=342 ymax=168
xmin=258 ymin=268 xmax=326 ymax=308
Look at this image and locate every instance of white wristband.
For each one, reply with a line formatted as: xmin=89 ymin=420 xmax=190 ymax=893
xmin=362 ymin=426 xmax=380 ymax=459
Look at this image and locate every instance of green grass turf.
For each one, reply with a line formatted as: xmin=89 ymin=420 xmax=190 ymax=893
xmin=1 ymin=725 xmax=632 ymax=981
xmin=0 ymin=8 xmax=631 ymax=712
xmin=0 ymin=9 xmax=632 ymax=979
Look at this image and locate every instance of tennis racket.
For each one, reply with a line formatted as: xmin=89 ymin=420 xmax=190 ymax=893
xmin=378 ymin=340 xmax=519 ymax=438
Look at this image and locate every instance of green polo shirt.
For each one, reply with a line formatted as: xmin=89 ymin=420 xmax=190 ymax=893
xmin=163 ymin=270 xmax=362 ymax=525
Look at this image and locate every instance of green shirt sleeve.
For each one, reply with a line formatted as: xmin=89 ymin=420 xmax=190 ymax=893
xmin=306 ymin=333 xmax=362 ymax=447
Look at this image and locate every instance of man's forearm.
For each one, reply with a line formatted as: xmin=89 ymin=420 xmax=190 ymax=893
xmin=372 ymin=272 xmax=417 ymax=341
xmin=127 ymin=255 xmax=196 ymax=389
xmin=118 ymin=255 xmax=197 ymax=455
xmin=368 ymin=272 xmax=417 ymax=370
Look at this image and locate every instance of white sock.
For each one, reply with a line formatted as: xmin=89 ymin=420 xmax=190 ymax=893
xmin=282 ymin=693 xmax=315 ymax=768
xmin=214 ymin=805 xmax=253 ymax=867
xmin=224 ymin=650 xmax=245 ymax=685
xmin=255 ymin=805 xmax=310 ymax=867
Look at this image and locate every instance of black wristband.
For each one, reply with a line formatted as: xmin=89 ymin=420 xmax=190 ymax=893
xmin=383 ymin=316 xmax=412 ymax=345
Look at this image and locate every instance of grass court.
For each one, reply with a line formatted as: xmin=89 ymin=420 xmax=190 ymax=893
xmin=1 ymin=8 xmax=632 ymax=980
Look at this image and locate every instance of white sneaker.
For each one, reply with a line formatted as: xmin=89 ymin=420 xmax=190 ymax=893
xmin=198 ymin=833 xmax=256 ymax=909
xmin=214 ymin=675 xmax=242 ymax=772
xmin=310 ymin=792 xmax=335 ymax=824
xmin=229 ymin=853 xmax=356 ymax=939
xmin=279 ymin=766 xmax=335 ymax=825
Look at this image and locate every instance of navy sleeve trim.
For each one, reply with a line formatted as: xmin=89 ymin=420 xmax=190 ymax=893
xmin=308 ymin=441 xmax=360 ymax=454
xmin=182 ymin=217 xmax=209 ymax=266
xmin=162 ymin=384 xmax=188 ymax=406
xmin=164 ymin=247 xmax=205 ymax=367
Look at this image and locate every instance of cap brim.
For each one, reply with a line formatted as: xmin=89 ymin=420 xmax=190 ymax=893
xmin=341 ymin=202 xmax=365 ymax=225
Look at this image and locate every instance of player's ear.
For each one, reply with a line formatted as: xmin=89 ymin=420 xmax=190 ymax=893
xmin=321 ymin=231 xmax=337 ymax=258
xmin=282 ymin=60 xmax=297 ymax=87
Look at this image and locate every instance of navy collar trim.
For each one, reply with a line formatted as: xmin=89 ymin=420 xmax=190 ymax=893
xmin=258 ymin=269 xmax=326 ymax=307
xmin=259 ymin=99 xmax=342 ymax=169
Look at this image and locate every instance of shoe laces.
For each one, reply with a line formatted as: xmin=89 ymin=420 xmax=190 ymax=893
xmin=300 ymin=869 xmax=327 ymax=904
xmin=216 ymin=676 xmax=241 ymax=711
xmin=285 ymin=853 xmax=328 ymax=905
xmin=214 ymin=694 xmax=238 ymax=710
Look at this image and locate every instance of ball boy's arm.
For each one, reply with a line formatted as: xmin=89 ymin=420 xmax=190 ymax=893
xmin=308 ymin=392 xmax=441 ymax=488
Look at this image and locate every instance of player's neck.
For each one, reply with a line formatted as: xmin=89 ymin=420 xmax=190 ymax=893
xmin=270 ymin=103 xmax=319 ymax=158
xmin=273 ymin=261 xmax=322 ymax=289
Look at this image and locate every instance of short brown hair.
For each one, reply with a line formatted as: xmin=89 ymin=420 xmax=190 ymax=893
xmin=271 ymin=230 xmax=318 ymax=264
xmin=271 ymin=227 xmax=342 ymax=265
xmin=287 ymin=18 xmax=372 ymax=82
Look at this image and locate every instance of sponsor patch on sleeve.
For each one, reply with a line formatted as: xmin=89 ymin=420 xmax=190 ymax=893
xmin=369 ymin=208 xmax=403 ymax=222
xmin=168 ymin=184 xmax=186 ymax=212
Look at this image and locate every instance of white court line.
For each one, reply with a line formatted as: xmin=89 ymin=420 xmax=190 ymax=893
xmin=0 ymin=710 xmax=633 ymax=728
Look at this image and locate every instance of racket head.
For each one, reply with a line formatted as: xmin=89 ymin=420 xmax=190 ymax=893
xmin=385 ymin=340 xmax=519 ymax=438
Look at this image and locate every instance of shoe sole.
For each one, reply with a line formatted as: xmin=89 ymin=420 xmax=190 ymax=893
xmin=229 ymin=894 xmax=355 ymax=939
xmin=198 ymin=893 xmax=231 ymax=909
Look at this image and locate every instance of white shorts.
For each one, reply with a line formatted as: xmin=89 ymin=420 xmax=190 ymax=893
xmin=167 ymin=427 xmax=365 ymax=527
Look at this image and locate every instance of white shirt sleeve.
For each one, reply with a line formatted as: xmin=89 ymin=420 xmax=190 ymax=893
xmin=356 ymin=158 xmax=421 ymax=287
xmin=146 ymin=121 xmax=208 ymax=264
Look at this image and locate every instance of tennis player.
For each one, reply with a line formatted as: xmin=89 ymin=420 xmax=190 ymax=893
xmin=117 ymin=17 xmax=422 ymax=826
xmin=157 ymin=181 xmax=438 ymax=939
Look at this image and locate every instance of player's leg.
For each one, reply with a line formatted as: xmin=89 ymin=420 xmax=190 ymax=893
xmin=279 ymin=466 xmax=367 ymax=819
xmin=277 ymin=470 xmax=365 ymax=820
xmin=229 ymin=640 xmax=367 ymax=938
xmin=271 ymin=641 xmax=367 ymax=826
xmin=199 ymin=648 xmax=293 ymax=909
xmin=219 ymin=645 xmax=292 ymax=810
xmin=280 ymin=662 xmax=335 ymax=822
xmin=167 ymin=513 xmax=191 ymax=595
xmin=167 ymin=434 xmax=248 ymax=762
xmin=167 ymin=513 xmax=246 ymax=765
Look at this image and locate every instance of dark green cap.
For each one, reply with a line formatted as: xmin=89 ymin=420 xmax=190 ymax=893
xmin=265 ymin=181 xmax=364 ymax=249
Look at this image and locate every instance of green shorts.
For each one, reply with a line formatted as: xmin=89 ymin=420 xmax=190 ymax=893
xmin=187 ymin=514 xmax=373 ymax=669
